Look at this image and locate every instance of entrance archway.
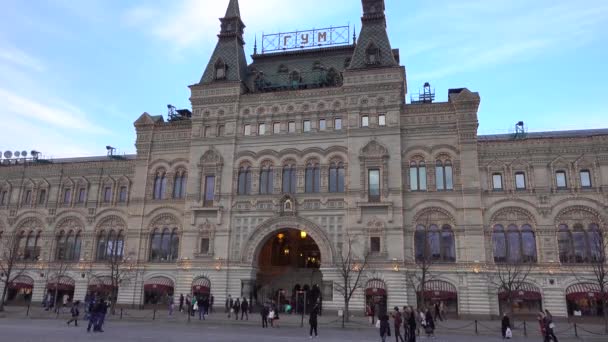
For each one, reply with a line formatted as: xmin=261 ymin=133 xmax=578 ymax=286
xmin=7 ymin=275 xmax=34 ymax=306
xmin=255 ymin=228 xmax=323 ymax=312
xmin=47 ymin=275 xmax=76 ymax=308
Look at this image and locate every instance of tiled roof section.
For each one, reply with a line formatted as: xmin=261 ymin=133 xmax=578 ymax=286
xmin=245 ymin=45 xmax=355 ymax=90
xmin=29 ymin=155 xmax=137 ymax=165
xmin=348 ymin=0 xmax=397 ymax=69
xmin=200 ymin=0 xmax=247 ymax=84
xmin=478 ymin=129 xmax=608 ymax=141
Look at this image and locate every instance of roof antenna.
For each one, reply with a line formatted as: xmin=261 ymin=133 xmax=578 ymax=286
xmin=353 ymin=24 xmax=357 ymax=44
xmin=254 ymin=35 xmax=258 ymax=55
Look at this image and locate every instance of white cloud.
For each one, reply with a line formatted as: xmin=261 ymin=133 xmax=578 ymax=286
xmin=0 ymin=45 xmax=45 ymax=72
xmin=0 ymin=88 xmax=109 ymax=134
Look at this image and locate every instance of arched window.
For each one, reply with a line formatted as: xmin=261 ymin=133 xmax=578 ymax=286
xmin=558 ymin=223 xmax=603 ymax=263
xmin=238 ymin=167 xmax=252 ymax=195
xmin=149 ymin=228 xmax=179 ymax=262
xmin=415 ymin=224 xmax=456 ymax=262
xmin=410 ymin=161 xmax=427 ymax=191
xmin=215 ymin=59 xmax=226 ymax=80
xmin=329 ymin=162 xmax=345 ymax=193
xmin=153 ymin=171 xmax=166 ymax=200
xmin=305 ymin=162 xmax=320 ymax=193
xmin=492 ymin=224 xmax=537 ymax=263
xmin=282 ymin=164 xmax=296 ymax=193
xmin=55 ymin=230 xmax=66 ymax=260
xmin=173 ymin=171 xmax=187 ymax=199
xmin=492 ymin=225 xmax=507 ymax=263
xmin=22 ymin=231 xmax=41 ymax=261
xmin=96 ymin=230 xmax=124 ymax=261
xmin=259 ymin=166 xmax=274 ymax=194
xmin=366 ymin=43 xmax=380 ymax=65
xmin=436 ymin=160 xmax=454 ymax=191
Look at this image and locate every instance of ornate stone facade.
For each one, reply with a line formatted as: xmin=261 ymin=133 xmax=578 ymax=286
xmin=1 ymin=0 xmax=607 ymax=318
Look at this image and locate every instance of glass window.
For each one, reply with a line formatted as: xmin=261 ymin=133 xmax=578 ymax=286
xmin=409 ymin=162 xmax=418 ymax=191
xmin=288 ymin=121 xmax=296 ymax=133
xmin=200 ymin=238 xmax=210 ymax=254
xmin=556 ymin=171 xmax=567 ymax=188
xmin=588 ymin=224 xmax=602 ymax=261
xmin=104 ymin=187 xmax=112 ymax=203
xmin=217 ymin=125 xmax=225 ymax=136
xmin=204 ymin=175 xmax=215 ymax=206
xmin=515 ymin=172 xmax=526 ymax=190
xmin=78 ymin=188 xmax=86 ymax=203
xmin=572 ymin=225 xmax=587 ymax=262
xmin=38 ymin=189 xmax=46 ymax=204
xmin=558 ymin=224 xmax=573 ymax=263
xmin=580 ymin=170 xmax=592 ymax=188
xmin=273 ymin=122 xmax=281 ymax=134
xmin=119 ymin=186 xmax=127 ymax=202
xmin=258 ymin=123 xmax=266 ymax=135
xmin=259 ymin=168 xmax=273 ymax=194
xmin=282 ymin=166 xmax=296 ymax=193
xmin=319 ymin=119 xmax=326 ymax=130
xmin=24 ymin=190 xmax=32 ymax=205
xmin=370 ymin=237 xmax=381 ymax=253
xmin=493 ymin=225 xmax=507 ymax=263
xmin=428 ymin=225 xmax=441 ymax=260
xmin=361 ymin=115 xmax=369 ymax=127
xmin=334 ymin=118 xmax=342 ymax=130
xmin=305 ymin=164 xmax=320 ymax=193
xmin=378 ymin=114 xmax=386 ymax=126
xmin=492 ymin=173 xmax=503 ymax=190
xmin=238 ymin=167 xmax=251 ymax=195
xmin=436 ymin=161 xmax=445 ymax=191
xmin=419 ymin=163 xmax=427 ymax=190
xmin=63 ymin=189 xmax=72 ymax=204
xmin=521 ymin=225 xmax=537 ymax=262
xmin=243 ymin=124 xmax=251 ymax=136
xmin=441 ymin=226 xmax=456 ymax=261
xmin=415 ymin=225 xmax=427 ymax=260
xmin=507 ymin=225 xmax=522 ymax=263
xmin=368 ymin=169 xmax=380 ymax=202
xmin=303 ymin=120 xmax=311 ymax=132
xmin=329 ymin=162 xmax=345 ymax=193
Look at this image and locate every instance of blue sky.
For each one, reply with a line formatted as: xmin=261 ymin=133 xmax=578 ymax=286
xmin=1 ymin=0 xmax=607 ymax=158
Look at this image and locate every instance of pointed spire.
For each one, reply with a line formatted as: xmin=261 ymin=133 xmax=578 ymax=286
xmin=199 ymin=0 xmax=248 ymax=84
xmin=348 ymin=0 xmax=397 ymax=69
xmin=254 ymin=36 xmax=258 ymax=55
xmin=225 ymin=0 xmax=241 ymax=18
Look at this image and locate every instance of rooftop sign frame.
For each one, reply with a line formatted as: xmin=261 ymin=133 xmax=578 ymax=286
xmin=261 ymin=25 xmax=351 ymax=53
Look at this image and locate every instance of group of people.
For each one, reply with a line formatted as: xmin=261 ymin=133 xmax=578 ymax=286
xmin=178 ymin=294 xmax=213 ymax=320
xmin=224 ymin=295 xmax=250 ymax=320
xmin=260 ymin=301 xmax=282 ymax=328
xmin=43 ymin=292 xmax=71 ymax=313
xmin=538 ymin=310 xmax=558 ymax=342
xmin=61 ymin=293 xmax=110 ymax=333
xmin=380 ymin=306 xmax=434 ymax=342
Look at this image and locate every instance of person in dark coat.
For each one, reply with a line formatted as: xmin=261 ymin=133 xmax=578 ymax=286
xmin=261 ymin=304 xmax=269 ymax=328
xmin=66 ymin=301 xmax=80 ymax=326
xmin=233 ymin=298 xmax=240 ymax=320
xmin=86 ymin=300 xmax=98 ymax=333
xmin=501 ymin=313 xmax=511 ymax=339
xmin=544 ymin=310 xmax=558 ymax=342
xmin=380 ymin=314 xmax=391 ymax=342
xmin=407 ymin=306 xmax=417 ymax=342
xmin=424 ymin=309 xmax=435 ymax=337
xmin=392 ymin=307 xmax=405 ymax=342
xmin=309 ymin=304 xmax=319 ymax=338
xmin=179 ymin=294 xmax=184 ymax=313
xmin=241 ymin=298 xmax=249 ymax=320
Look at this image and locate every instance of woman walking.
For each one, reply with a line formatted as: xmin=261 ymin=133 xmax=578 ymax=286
xmin=233 ymin=298 xmax=240 ymax=320
xmin=424 ymin=308 xmax=435 ymax=337
xmin=501 ymin=313 xmax=511 ymax=339
xmin=66 ymin=301 xmax=80 ymax=326
xmin=544 ymin=310 xmax=558 ymax=342
xmin=379 ymin=314 xmax=391 ymax=342
xmin=309 ymin=304 xmax=319 ymax=339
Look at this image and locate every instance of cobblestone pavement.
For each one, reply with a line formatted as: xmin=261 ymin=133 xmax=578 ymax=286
xmin=0 ymin=318 xmax=602 ymax=342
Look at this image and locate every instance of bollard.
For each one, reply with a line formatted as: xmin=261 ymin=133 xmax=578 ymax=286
xmin=153 ymin=308 xmax=156 ymax=320
xmin=120 ymin=308 xmax=123 ymax=320
xmin=574 ymin=323 xmax=578 ymax=337
xmin=475 ymin=320 xmax=478 ymax=335
xmin=523 ymin=321 xmax=527 ymax=337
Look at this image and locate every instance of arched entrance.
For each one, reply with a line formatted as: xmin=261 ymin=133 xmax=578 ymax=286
xmin=87 ymin=276 xmax=116 ymax=300
xmin=7 ymin=275 xmax=34 ymax=305
xmin=498 ymin=282 xmax=542 ymax=316
xmin=143 ymin=276 xmax=174 ymax=306
xmin=255 ymin=228 xmax=323 ymax=312
xmin=566 ymin=283 xmax=605 ymax=317
xmin=418 ymin=280 xmax=458 ymax=317
xmin=365 ymin=279 xmax=387 ymax=318
xmin=46 ymin=275 xmax=76 ymax=308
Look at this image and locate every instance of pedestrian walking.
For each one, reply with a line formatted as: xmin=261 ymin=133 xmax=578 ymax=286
xmin=439 ymin=301 xmax=447 ymax=321
xmin=191 ymin=296 xmax=198 ymax=317
xmin=273 ymin=304 xmax=280 ymax=328
xmin=86 ymin=300 xmax=97 ymax=332
xmin=544 ymin=310 xmax=558 ymax=342
xmin=407 ymin=306 xmax=417 ymax=342
xmin=538 ymin=312 xmax=547 ymax=341
xmin=261 ymin=304 xmax=269 ymax=328
xmin=96 ymin=300 xmax=109 ymax=333
xmin=501 ymin=313 xmax=511 ymax=339
xmin=233 ymin=298 xmax=241 ymax=320
xmin=227 ymin=295 xmax=234 ymax=318
xmin=66 ymin=301 xmax=80 ymax=326
xmin=168 ymin=296 xmax=175 ymax=316
xmin=241 ymin=298 xmax=249 ymax=320
xmin=433 ymin=302 xmax=442 ymax=322
xmin=309 ymin=303 xmax=319 ymax=339
xmin=379 ymin=314 xmax=391 ymax=342
xmin=179 ymin=294 xmax=184 ymax=313
xmin=268 ymin=306 xmax=275 ymax=328
xmin=392 ymin=307 xmax=405 ymax=342
xmin=424 ymin=309 xmax=435 ymax=337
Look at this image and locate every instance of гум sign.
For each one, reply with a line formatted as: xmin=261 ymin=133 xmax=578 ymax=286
xmin=261 ymin=25 xmax=350 ymax=53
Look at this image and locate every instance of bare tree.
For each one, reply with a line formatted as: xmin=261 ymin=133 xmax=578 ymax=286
xmin=405 ymin=214 xmax=440 ymax=309
xmin=486 ymin=261 xmax=533 ymax=321
xmin=46 ymin=259 xmax=73 ymax=313
xmin=568 ymin=230 xmax=608 ymax=332
xmin=334 ymin=234 xmax=370 ymax=328
xmin=0 ymin=233 xmax=28 ymax=312
xmin=90 ymin=248 xmax=135 ymax=313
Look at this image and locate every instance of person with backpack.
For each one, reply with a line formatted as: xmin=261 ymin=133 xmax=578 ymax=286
xmin=66 ymin=301 xmax=80 ymax=326
xmin=379 ymin=314 xmax=391 ymax=342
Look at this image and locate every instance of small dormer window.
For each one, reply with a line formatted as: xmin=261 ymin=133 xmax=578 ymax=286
xmin=290 ymin=70 xmax=301 ymax=88
xmin=366 ymin=44 xmax=380 ymax=65
xmin=278 ymin=64 xmax=289 ymax=73
xmin=215 ymin=60 xmax=226 ymax=80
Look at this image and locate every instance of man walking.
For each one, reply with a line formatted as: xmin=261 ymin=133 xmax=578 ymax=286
xmin=233 ymin=298 xmax=241 ymax=320
xmin=226 ymin=295 xmax=233 ymax=317
xmin=66 ymin=301 xmax=80 ymax=326
xmin=261 ymin=304 xmax=269 ymax=328
xmin=241 ymin=298 xmax=249 ymax=320
xmin=179 ymin=294 xmax=184 ymax=313
xmin=86 ymin=299 xmax=97 ymax=333
xmin=393 ymin=307 xmax=405 ymax=342
xmin=309 ymin=303 xmax=319 ymax=339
